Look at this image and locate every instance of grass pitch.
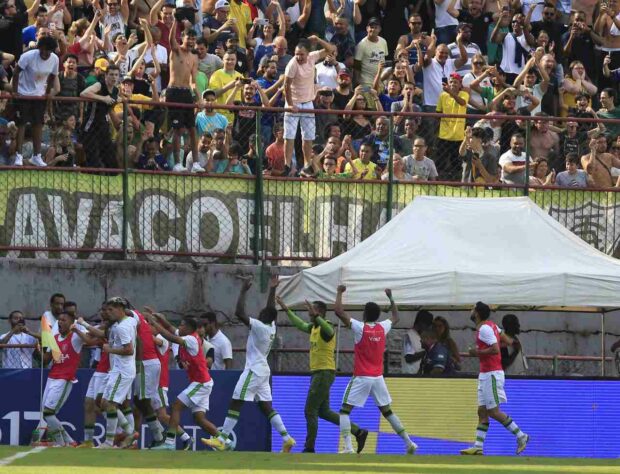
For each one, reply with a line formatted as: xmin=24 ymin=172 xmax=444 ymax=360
xmin=0 ymin=446 xmax=619 ymax=474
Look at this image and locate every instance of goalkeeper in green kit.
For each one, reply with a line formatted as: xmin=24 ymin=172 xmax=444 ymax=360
xmin=276 ymin=297 xmax=368 ymax=453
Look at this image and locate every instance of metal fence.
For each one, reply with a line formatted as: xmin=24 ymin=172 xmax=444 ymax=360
xmin=2 ymin=95 xmax=620 ymax=263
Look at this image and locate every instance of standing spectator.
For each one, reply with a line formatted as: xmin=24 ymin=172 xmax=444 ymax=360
xmin=195 ymin=89 xmax=229 ymax=136
xmin=513 ymin=56 xmax=549 ymax=116
xmin=69 ymin=13 xmax=103 ymax=73
xmin=0 ymin=0 xmax=28 ymax=60
xmin=391 ymin=81 xmax=421 ymax=133
xmin=402 ymin=137 xmax=438 ymax=182
xmin=149 ymin=0 xmax=180 ymax=54
xmin=247 ymin=4 xmax=284 ymax=70
xmin=256 ymin=58 xmax=282 ymax=145
xmin=186 ymin=132 xmax=212 ymax=172
xmin=398 ymin=117 xmax=421 ymax=155
xmin=314 ymin=88 xmax=338 ymax=145
xmin=501 ymin=314 xmax=527 ymax=375
xmin=227 ymin=0 xmax=251 ymax=50
xmin=45 ymin=126 xmax=76 ymax=167
xmin=80 ymin=64 xmax=120 ymax=168
xmin=227 ymin=79 xmax=269 ymax=152
xmin=42 ymin=292 xmax=65 ymax=334
xmin=558 ymin=120 xmax=584 ymax=168
xmin=462 ymin=54 xmax=492 ymax=114
xmin=530 ymin=112 xmax=559 ymax=157
xmin=208 ymin=50 xmax=243 ymax=123
xmin=283 ymin=36 xmax=335 ymax=175
xmin=315 ymin=51 xmax=343 ymax=89
xmin=448 ymin=22 xmax=480 ymax=77
xmin=137 ymin=137 xmax=170 ymax=170
xmin=265 ymin=122 xmax=285 ymax=176
xmin=598 ymin=88 xmax=620 ymax=139
xmin=365 ymin=116 xmax=406 ymax=170
xmin=353 ymin=17 xmax=387 ymax=87
xmin=54 ymin=53 xmax=85 ymax=124
xmin=435 ymin=73 xmax=469 ymax=180
xmin=195 ymin=37 xmax=223 ymax=91
xmin=581 ymin=134 xmax=619 ymax=188
xmin=0 ymin=310 xmax=39 ymax=369
xmin=499 ymin=133 xmax=528 ymax=185
xmin=396 ymin=13 xmax=431 ymax=73
xmin=101 ymin=0 xmax=129 ymax=42
xmin=330 ymin=16 xmax=356 ymax=68
xmin=491 ymin=12 xmax=536 ymax=84
xmin=433 ymin=315 xmax=461 ymax=371
xmin=282 ymin=0 xmax=310 ymax=54
xmin=203 ymin=311 xmax=233 ymax=370
xmin=562 ymin=10 xmax=601 ymax=80
xmin=332 ymin=67 xmax=353 ymax=110
xmin=459 ymin=126 xmax=498 ymax=183
xmin=420 ymin=330 xmax=453 ymax=375
xmin=562 ymin=61 xmax=597 ymax=117
xmin=402 ymin=310 xmax=434 ymax=375
xmin=529 ymin=157 xmax=555 ymax=186
xmin=12 ymin=36 xmax=60 ymax=167
xmin=447 ymin=0 xmax=494 ymax=55
xmin=108 ymin=32 xmax=133 ymax=76
xmin=434 ymin=0 xmax=459 ymax=46
xmin=273 ymin=36 xmax=292 ymax=75
xmin=22 ymin=6 xmax=48 ymax=47
xmin=528 ymin=3 xmax=566 ymax=61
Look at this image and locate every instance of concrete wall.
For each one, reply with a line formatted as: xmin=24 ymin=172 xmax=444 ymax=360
xmin=2 ymin=259 xmax=619 ymax=376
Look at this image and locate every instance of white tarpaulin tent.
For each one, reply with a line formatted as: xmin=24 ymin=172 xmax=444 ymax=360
xmin=278 ymin=196 xmax=620 ymax=312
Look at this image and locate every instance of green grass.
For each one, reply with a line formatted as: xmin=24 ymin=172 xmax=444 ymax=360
xmin=0 ymin=446 xmax=619 ymax=474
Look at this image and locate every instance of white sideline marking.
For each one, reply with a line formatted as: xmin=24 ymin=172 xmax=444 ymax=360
xmin=0 ymin=446 xmax=46 ymax=466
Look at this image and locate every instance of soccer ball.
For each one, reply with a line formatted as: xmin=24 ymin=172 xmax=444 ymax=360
xmin=213 ymin=427 xmax=237 ymax=451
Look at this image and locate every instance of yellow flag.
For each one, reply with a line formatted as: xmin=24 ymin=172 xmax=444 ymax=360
xmin=41 ymin=317 xmax=61 ymax=363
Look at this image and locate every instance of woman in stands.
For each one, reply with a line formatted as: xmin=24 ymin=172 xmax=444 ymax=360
xmin=529 ymin=157 xmax=555 ymax=186
xmin=433 ymin=316 xmax=461 ymax=371
xmin=343 ymin=87 xmax=381 ymax=140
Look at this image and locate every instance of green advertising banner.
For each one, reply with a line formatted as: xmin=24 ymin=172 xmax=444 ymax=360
xmin=0 ymin=170 xmax=618 ymax=262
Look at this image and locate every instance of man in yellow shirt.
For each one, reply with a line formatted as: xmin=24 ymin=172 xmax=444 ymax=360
xmin=344 ymin=143 xmax=379 ymax=180
xmin=275 ymin=297 xmax=368 ymax=454
xmin=228 ymin=0 xmax=251 ymax=50
xmin=207 ymin=50 xmax=243 ymax=123
xmin=435 ymin=73 xmax=469 ymax=181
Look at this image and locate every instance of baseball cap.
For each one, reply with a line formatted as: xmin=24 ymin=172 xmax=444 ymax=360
xmin=215 ymin=0 xmax=230 ymax=9
xmin=94 ymin=58 xmax=109 ymax=71
xmin=457 ymin=22 xmax=472 ymax=30
xmin=121 ymin=74 xmax=134 ymax=83
xmin=202 ymin=89 xmax=216 ymax=98
xmin=338 ymin=68 xmax=351 ymax=77
xmin=367 ymin=17 xmax=381 ymax=26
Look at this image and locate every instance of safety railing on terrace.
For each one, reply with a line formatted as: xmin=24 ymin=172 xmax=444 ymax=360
xmin=2 ymin=95 xmax=620 ymax=263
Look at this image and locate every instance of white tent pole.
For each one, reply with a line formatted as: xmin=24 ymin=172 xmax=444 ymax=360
xmin=601 ymin=313 xmax=605 ymax=376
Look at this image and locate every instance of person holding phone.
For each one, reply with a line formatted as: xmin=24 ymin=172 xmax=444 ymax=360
xmin=0 ymin=311 xmax=40 ymax=369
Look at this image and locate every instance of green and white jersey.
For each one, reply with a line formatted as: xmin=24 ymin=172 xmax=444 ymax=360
xmin=244 ymin=318 xmax=275 ymax=377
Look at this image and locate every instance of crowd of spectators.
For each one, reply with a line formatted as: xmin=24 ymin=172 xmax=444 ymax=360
xmin=2 ymin=0 xmax=620 ymax=186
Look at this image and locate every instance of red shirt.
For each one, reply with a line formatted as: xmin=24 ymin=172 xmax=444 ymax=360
xmin=156 ymin=20 xmax=181 ymax=54
xmin=96 ymin=349 xmax=110 ymax=373
xmin=49 ymin=333 xmax=82 ymax=381
xmin=179 ymin=333 xmax=211 ymax=384
xmin=133 ymin=310 xmax=158 ymax=361
xmin=352 ymin=319 xmax=391 ymax=377
xmin=265 ymin=141 xmax=285 ymax=173
xmin=476 ymin=321 xmax=503 ymax=373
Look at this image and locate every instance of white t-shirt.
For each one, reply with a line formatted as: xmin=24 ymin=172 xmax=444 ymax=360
xmin=448 ymin=41 xmax=480 ymax=77
xmin=109 ymin=316 xmax=137 ymax=378
xmin=101 ymin=11 xmax=126 ymax=42
xmin=128 ymin=44 xmax=168 ymax=91
xmin=520 ymin=0 xmax=544 ymax=22
xmin=402 ymin=329 xmax=422 ymax=374
xmin=314 ymin=62 xmax=345 ymax=89
xmin=244 ymin=318 xmax=275 ymax=376
xmin=0 ymin=331 xmax=37 ymax=368
xmin=462 ymin=72 xmax=492 ymax=110
xmin=499 ymin=33 xmax=529 ymax=75
xmin=350 ymin=319 xmax=392 ymax=344
xmin=499 ymin=149 xmax=527 ymax=184
xmin=423 ymin=58 xmax=457 ymax=106
xmin=435 ymin=0 xmax=460 ymax=28
xmin=208 ymin=330 xmax=233 ymax=370
xmin=155 ymin=334 xmax=169 ymax=356
xmin=354 ymin=37 xmax=388 ymax=87
xmin=17 ymin=49 xmax=59 ymax=96
xmin=403 ymin=155 xmax=439 ymax=180
xmin=516 ymin=83 xmax=543 ymax=115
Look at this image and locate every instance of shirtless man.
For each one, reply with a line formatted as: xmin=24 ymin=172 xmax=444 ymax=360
xmin=581 ymin=133 xmax=620 ymax=188
xmin=529 ymin=113 xmax=559 ymax=162
xmin=129 ymin=0 xmax=153 ymax=29
xmin=166 ymin=19 xmax=199 ymax=171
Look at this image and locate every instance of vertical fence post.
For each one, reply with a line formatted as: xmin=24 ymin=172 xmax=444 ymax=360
xmin=386 ymin=115 xmax=395 ymax=222
xmin=121 ymin=102 xmax=130 ymax=259
xmin=601 ymin=312 xmax=606 ymax=376
xmin=524 ymin=119 xmax=531 ymax=197
xmin=254 ymin=110 xmax=263 ymax=266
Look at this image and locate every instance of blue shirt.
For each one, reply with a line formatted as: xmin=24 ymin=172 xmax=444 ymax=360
xmin=22 ymin=25 xmax=36 ymax=46
xmin=195 ymin=112 xmax=228 ymax=136
xmin=137 ymin=153 xmax=170 ymax=171
xmin=422 ymin=342 xmax=451 ymax=374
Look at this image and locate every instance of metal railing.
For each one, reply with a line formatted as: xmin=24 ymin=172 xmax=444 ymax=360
xmin=2 ymin=95 xmax=620 ymax=263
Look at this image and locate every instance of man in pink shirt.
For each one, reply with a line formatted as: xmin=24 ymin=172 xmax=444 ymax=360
xmin=283 ymin=36 xmax=337 ymax=176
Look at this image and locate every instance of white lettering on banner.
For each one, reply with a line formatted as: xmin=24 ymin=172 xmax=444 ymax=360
xmin=187 ymin=196 xmax=234 ymax=264
xmin=277 ymin=200 xmax=313 ymax=260
xmin=91 ymin=200 xmax=122 ymax=261
xmin=235 ymin=198 xmax=254 ymax=261
xmin=139 ymin=194 xmax=181 ymax=262
xmin=47 ymin=195 xmax=94 ymax=259
xmin=8 ymin=193 xmax=48 ymax=260
xmin=318 ymin=202 xmax=364 ymax=259
xmin=1 ymin=411 xmax=41 ymax=445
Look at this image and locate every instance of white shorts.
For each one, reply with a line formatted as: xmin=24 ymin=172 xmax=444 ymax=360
xmin=478 ymin=371 xmax=507 ymax=409
xmin=134 ymin=359 xmax=161 ymax=400
xmin=152 ymin=387 xmax=169 ymax=411
xmin=43 ymin=378 xmax=73 ymax=413
xmin=85 ymin=372 xmax=109 ymax=399
xmin=178 ymin=381 xmax=213 ymax=413
xmin=342 ymin=375 xmax=392 ymax=408
xmin=103 ymin=372 xmax=134 ymax=405
xmin=284 ymin=102 xmax=316 ymax=141
xmin=232 ymin=369 xmax=272 ymax=402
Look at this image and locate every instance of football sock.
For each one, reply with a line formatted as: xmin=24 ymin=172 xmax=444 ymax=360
xmin=474 ymin=422 xmax=489 ymax=448
xmin=502 ymin=417 xmax=524 ymax=438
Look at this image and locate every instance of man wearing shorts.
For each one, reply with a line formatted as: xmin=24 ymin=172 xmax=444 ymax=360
xmin=283 ymin=36 xmax=336 ymax=176
xmin=334 ymin=286 xmax=417 ymax=455
xmin=203 ymin=274 xmax=296 ymax=452
xmin=148 ymin=314 xmax=218 ymax=450
xmin=98 ymin=297 xmax=138 ymax=449
xmin=166 ymin=20 xmax=199 ymax=171
xmin=42 ymin=311 xmax=90 ymax=447
xmin=12 ymin=35 xmax=59 ymax=166
xmin=461 ymin=302 xmax=529 ymax=455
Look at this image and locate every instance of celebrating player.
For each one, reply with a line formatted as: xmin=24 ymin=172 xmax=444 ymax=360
xmin=98 ymin=298 xmax=138 ymax=449
xmin=334 ymin=286 xmax=417 ymax=455
xmin=146 ymin=313 xmax=218 ymax=450
xmin=276 ymin=297 xmax=369 ymax=453
xmin=460 ymin=302 xmax=529 ymax=456
xmin=42 ymin=312 xmax=93 ymax=447
xmin=203 ymin=275 xmax=296 ymax=452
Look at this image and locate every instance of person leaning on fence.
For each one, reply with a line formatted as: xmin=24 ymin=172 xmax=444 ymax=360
xmin=283 ymin=36 xmax=336 ymax=176
xmin=555 ymin=152 xmax=593 ymax=188
xmin=499 ymin=133 xmax=529 ymax=185
xmin=307 ymin=143 xmax=355 ymax=179
xmin=344 ymin=141 xmax=379 ymax=180
xmin=402 ymin=137 xmax=438 ymax=182
xmin=459 ymin=126 xmax=498 ymax=184
xmin=264 ymin=122 xmax=286 ymax=176
xmin=0 ymin=310 xmax=40 ymax=369
xmin=227 ymin=78 xmax=269 ymax=154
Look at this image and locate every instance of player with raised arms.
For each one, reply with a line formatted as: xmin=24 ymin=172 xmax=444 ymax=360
xmin=334 ymin=285 xmax=417 ymax=455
